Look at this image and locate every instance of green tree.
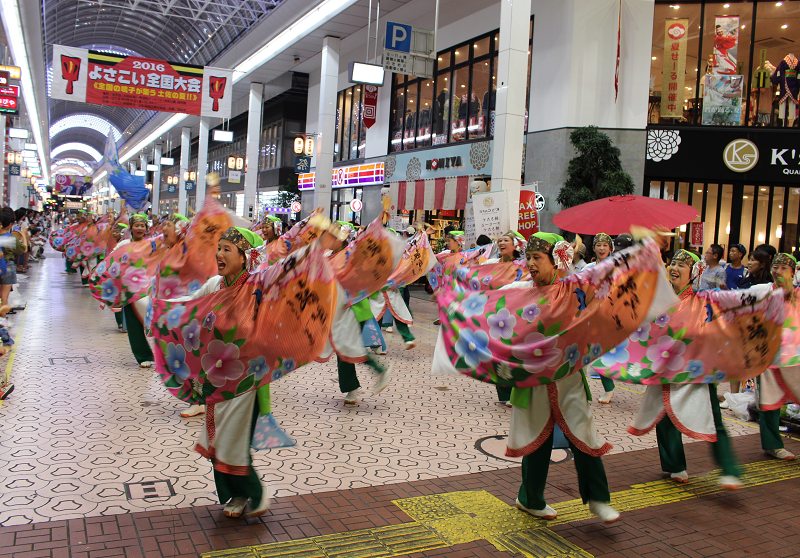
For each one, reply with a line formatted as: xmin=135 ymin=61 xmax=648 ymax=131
xmin=274 ymin=174 xmax=300 ymax=208
xmin=556 ymin=126 xmax=635 ymax=209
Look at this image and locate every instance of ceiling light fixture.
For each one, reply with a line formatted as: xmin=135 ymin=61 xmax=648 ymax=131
xmin=51 ymin=142 xmax=103 ymax=161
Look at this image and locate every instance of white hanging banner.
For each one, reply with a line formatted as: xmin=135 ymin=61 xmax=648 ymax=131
xmin=51 ymin=45 xmax=89 ymax=103
xmin=201 ymin=68 xmax=235 ymax=118
xmin=471 ymin=191 xmax=507 ymax=240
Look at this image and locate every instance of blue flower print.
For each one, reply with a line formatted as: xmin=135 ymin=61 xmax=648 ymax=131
xmin=247 ymin=356 xmax=269 ymax=381
xmin=686 ymin=360 xmax=704 ymax=378
xmin=461 ymin=292 xmax=488 ymax=318
xmin=469 ymin=278 xmax=481 ymax=291
xmin=203 ymin=311 xmax=216 ymax=331
xmin=120 ymin=253 xmax=130 ymax=264
xmin=182 ymin=319 xmax=201 ymax=352
xmin=100 ymin=279 xmax=119 ymax=302
xmin=581 ymin=355 xmax=593 ymax=367
xmin=457 ymin=267 xmax=469 ymax=281
xmin=95 ymin=261 xmax=107 ymax=276
xmin=454 ymin=329 xmax=493 ymax=368
xmin=188 ymin=280 xmax=202 ymax=295
xmin=145 ymin=299 xmax=153 ymax=329
xmin=66 ymin=246 xmax=76 ymax=259
xmin=165 ymin=304 xmax=187 ymax=329
xmin=166 ymin=343 xmax=191 ymax=380
xmin=589 ymin=343 xmax=603 ymax=360
xmin=713 ymin=370 xmax=727 ymax=383
xmin=564 ymin=344 xmax=580 ymax=367
xmin=427 ymin=273 xmax=439 ymax=290
xmin=600 ymin=339 xmax=630 ymax=367
xmin=278 ymin=358 xmax=296 ymax=374
xmin=107 ymin=261 xmax=121 ymax=277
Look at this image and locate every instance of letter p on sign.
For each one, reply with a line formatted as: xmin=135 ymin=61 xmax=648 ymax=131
xmin=385 ymin=22 xmax=412 ymax=53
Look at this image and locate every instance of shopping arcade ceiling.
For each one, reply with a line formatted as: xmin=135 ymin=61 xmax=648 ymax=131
xmin=44 ymin=0 xmax=286 ymax=162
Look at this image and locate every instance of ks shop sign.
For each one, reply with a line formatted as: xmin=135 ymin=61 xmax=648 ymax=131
xmin=645 ymin=127 xmax=800 ymax=183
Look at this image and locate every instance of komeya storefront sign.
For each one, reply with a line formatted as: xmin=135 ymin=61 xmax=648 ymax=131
xmin=645 ymin=127 xmax=800 ymax=183
xmin=384 ymin=141 xmax=492 ymax=182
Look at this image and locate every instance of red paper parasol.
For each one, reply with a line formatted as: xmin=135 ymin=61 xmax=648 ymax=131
xmin=552 ymin=195 xmax=698 ymax=235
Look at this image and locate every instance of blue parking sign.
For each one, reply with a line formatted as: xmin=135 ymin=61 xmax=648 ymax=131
xmin=385 ymin=22 xmax=412 ymax=53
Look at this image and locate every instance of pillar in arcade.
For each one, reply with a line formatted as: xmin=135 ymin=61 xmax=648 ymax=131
xmin=243 ymin=84 xmax=262 ymax=222
xmin=312 ymin=36 xmax=340 ymax=216
xmin=152 ymin=144 xmax=162 ymax=214
xmin=178 ymin=126 xmax=190 ymax=215
xmin=196 ymin=117 xmax=210 ymax=211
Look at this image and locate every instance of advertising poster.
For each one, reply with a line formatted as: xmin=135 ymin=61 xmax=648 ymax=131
xmin=51 ymin=44 xmax=233 ymax=118
xmin=472 ymin=191 xmax=507 ymax=240
xmin=463 ymin=202 xmax=476 ymax=248
xmin=660 ymin=18 xmax=689 ymax=119
xmin=702 ymin=74 xmax=744 ymax=125
xmin=712 ymin=16 xmax=740 ymax=75
xmin=517 ymin=187 xmax=540 ymax=240
xmin=53 ymin=175 xmax=93 ymax=196
xmin=690 ymin=222 xmax=705 ymax=247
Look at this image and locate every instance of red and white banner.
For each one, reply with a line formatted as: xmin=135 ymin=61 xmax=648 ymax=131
xmin=517 ymin=188 xmax=539 ymax=239
xmin=362 ymin=85 xmax=378 ymax=129
xmin=690 ymin=222 xmax=705 ymax=247
xmin=51 ymin=44 xmax=234 ymax=118
xmin=388 ymin=177 xmax=470 ymax=212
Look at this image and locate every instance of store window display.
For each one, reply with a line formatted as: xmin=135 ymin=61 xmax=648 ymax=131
xmin=772 ymin=54 xmax=798 ymax=127
xmin=334 ymin=85 xmax=370 ymax=160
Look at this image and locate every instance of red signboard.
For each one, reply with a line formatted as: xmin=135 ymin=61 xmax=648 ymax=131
xmin=85 ymin=52 xmax=203 ymax=115
xmin=0 ymin=85 xmax=18 ymax=97
xmin=689 ymin=222 xmax=705 ymax=247
xmin=517 ymin=189 xmax=539 ymax=239
xmin=0 ymin=71 xmax=8 ymax=87
xmin=0 ymin=95 xmax=18 ymax=113
xmin=362 ymin=85 xmax=378 ymax=129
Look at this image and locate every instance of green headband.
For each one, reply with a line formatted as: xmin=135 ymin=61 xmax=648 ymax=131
xmin=773 ymin=253 xmax=797 ymax=269
xmin=221 ymin=226 xmax=264 ymax=252
xmin=264 ymin=216 xmax=281 ymax=223
xmin=672 ymin=249 xmax=700 ymax=265
xmin=169 ymin=213 xmax=190 ymax=223
xmin=594 ymin=233 xmax=613 ymax=246
xmin=129 ymin=213 xmax=148 ymax=225
xmin=114 ymin=223 xmax=128 ymax=230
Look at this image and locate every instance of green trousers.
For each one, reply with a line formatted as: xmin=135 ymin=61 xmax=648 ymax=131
xmin=518 ymin=431 xmax=610 ymax=510
xmin=394 ymin=321 xmax=415 ymax=343
xmin=114 ymin=310 xmax=124 ymax=330
xmin=65 ymin=259 xmax=77 ymax=273
xmin=123 ymin=305 xmax=154 ymax=364
xmin=600 ymin=376 xmax=615 ymax=392
xmin=212 ymin=396 xmax=263 ymax=504
xmin=656 ymin=384 xmax=740 ymax=478
xmin=337 ymin=354 xmax=386 ymax=393
xmin=757 ymin=378 xmax=784 ymax=451
xmin=496 ymin=385 xmax=512 ymax=402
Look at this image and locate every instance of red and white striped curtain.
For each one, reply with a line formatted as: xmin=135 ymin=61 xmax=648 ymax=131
xmin=388 ymin=176 xmax=471 ymax=212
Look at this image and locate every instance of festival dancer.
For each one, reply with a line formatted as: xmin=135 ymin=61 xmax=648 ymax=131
xmin=594 ymin=248 xmax=783 ymax=489
xmin=585 ymin=233 xmax=616 ymax=404
xmin=757 ymin=253 xmax=800 ymax=461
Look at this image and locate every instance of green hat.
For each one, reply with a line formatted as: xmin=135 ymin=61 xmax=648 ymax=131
xmin=387 ymin=227 xmax=397 ymax=234
xmin=221 ymin=226 xmax=264 ymax=252
xmin=672 ymin=249 xmax=700 ymax=265
xmin=773 ymin=253 xmax=797 ymax=269
xmin=78 ymin=210 xmax=87 ymax=214
xmin=114 ymin=223 xmax=128 ymax=230
xmin=264 ymin=216 xmax=281 ymax=223
xmin=130 ymin=213 xmax=148 ymax=225
xmin=526 ymin=232 xmax=565 ymax=255
xmin=447 ymin=230 xmax=466 ymax=246
xmin=169 ymin=213 xmax=190 ymax=223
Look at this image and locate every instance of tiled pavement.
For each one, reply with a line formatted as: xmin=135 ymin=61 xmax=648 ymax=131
xmin=1 ymin=251 xmax=799 ymax=557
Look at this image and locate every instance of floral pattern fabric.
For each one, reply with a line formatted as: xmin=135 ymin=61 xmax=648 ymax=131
xmin=776 ymin=290 xmax=800 ymax=369
xmin=427 ymin=245 xmax=494 ymax=293
xmin=591 ymin=284 xmax=784 ymax=384
xmin=89 ymin=237 xmax=168 ymax=307
xmin=152 ymin=244 xmax=338 ymax=405
xmin=437 ymin=240 xmax=665 ymax=387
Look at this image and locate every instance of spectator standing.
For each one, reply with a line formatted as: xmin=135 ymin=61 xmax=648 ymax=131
xmin=698 ymin=244 xmax=727 ymax=290
xmin=724 ymin=244 xmax=748 ymax=289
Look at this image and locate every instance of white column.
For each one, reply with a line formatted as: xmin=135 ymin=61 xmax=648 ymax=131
xmin=0 ymin=115 xmax=5 ymax=204
xmin=490 ymin=0 xmax=532 ymax=231
xmin=178 ymin=126 xmax=190 ymax=215
xmin=9 ymin=175 xmax=20 ymax=208
xmin=244 ymin=84 xmax=262 ymax=221
xmin=152 ymin=144 xmax=162 ymax=215
xmin=196 ymin=117 xmax=210 ymax=211
xmin=312 ymin=36 xmax=340 ymax=216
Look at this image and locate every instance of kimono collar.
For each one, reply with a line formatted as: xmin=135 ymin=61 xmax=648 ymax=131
xmin=224 ymin=270 xmax=250 ymax=288
xmin=785 ymin=54 xmax=798 ymax=69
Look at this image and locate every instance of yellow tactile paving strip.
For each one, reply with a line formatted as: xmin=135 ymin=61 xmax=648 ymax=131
xmin=202 ymin=458 xmax=800 ymax=558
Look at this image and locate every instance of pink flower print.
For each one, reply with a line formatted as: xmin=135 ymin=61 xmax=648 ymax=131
xmin=80 ymin=242 xmax=95 ymax=256
xmin=201 ymin=340 xmax=245 ymax=387
xmin=122 ymin=266 xmax=148 ymax=292
xmin=263 ymin=436 xmax=280 ymax=448
xmin=645 ymin=335 xmax=687 ymax=374
xmin=159 ymin=275 xmax=188 ymax=299
xmin=595 ymin=280 xmax=611 ymax=299
xmin=511 ymin=332 xmax=563 ymax=374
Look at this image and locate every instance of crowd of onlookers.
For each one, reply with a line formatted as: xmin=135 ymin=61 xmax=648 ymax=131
xmin=0 ymin=207 xmax=51 ymax=400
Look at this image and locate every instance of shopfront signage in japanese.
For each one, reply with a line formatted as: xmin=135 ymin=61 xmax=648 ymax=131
xmin=185 ymin=181 xmax=195 ymax=191
xmin=0 ymin=85 xmax=19 ymax=97
xmin=228 ymin=171 xmax=241 ymax=184
xmin=387 ymin=141 xmax=492 ymax=182
xmin=0 ymin=71 xmax=8 ymax=86
xmin=297 ymin=162 xmax=385 ymax=191
xmin=0 ymin=94 xmax=17 ymax=114
xmin=472 ymin=191 xmax=507 ymax=240
xmin=645 ymin=127 xmax=800 ymax=183
xmin=362 ymin=85 xmax=378 ymax=129
xmin=50 ymin=44 xmax=234 ymax=118
xmin=0 ymin=66 xmax=20 ymax=80
xmin=295 ymin=156 xmax=312 ymax=173
xmin=660 ymin=19 xmax=689 ymax=119
xmin=9 ymin=164 xmax=20 ymax=176
xmin=517 ymin=187 xmax=540 ymax=240
xmin=690 ymin=222 xmax=705 ymax=247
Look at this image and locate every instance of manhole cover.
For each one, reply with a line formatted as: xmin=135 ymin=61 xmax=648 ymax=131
xmin=123 ymin=480 xmax=176 ymax=500
xmin=48 ymin=357 xmax=91 ymax=365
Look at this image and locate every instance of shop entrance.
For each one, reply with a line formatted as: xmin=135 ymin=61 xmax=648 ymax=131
xmin=646 ymin=180 xmax=800 ymax=256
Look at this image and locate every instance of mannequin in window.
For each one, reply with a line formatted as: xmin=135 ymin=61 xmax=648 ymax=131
xmin=434 ymin=88 xmax=449 ymax=136
xmin=750 ymin=58 xmax=776 ymax=126
xmin=457 ymin=92 xmax=481 ymax=121
xmin=771 ymin=54 xmax=798 ymax=128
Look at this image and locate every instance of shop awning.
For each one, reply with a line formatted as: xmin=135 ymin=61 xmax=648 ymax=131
xmin=389 ymin=176 xmax=472 ymax=211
